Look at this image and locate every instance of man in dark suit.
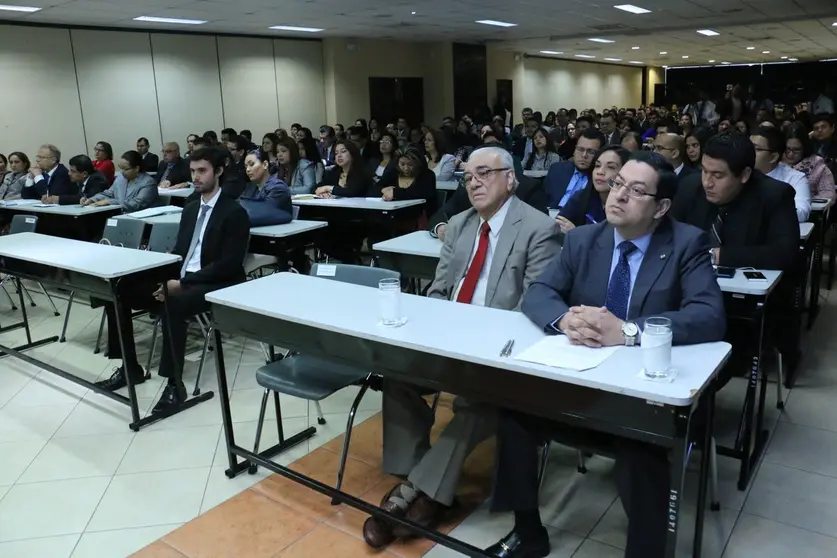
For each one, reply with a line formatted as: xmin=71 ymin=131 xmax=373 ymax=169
xmin=600 ymin=112 xmax=621 ymax=145
xmin=47 ymin=154 xmax=107 ymax=205
xmin=318 ymin=125 xmax=337 ymax=164
xmin=485 ymin=152 xmax=726 ymax=558
xmin=348 ymin=125 xmax=380 ymax=163
xmin=511 ymin=107 xmax=534 ymax=140
xmin=512 ymin=117 xmax=538 ymax=160
xmin=544 ymin=128 xmax=605 ymax=209
xmin=652 ymin=133 xmax=697 ymax=180
xmin=137 ymin=137 xmax=159 ymax=173
xmin=21 ymin=144 xmax=75 ymax=200
xmin=156 ymin=142 xmax=191 ymax=189
xmin=96 ymin=146 xmax=250 ymax=414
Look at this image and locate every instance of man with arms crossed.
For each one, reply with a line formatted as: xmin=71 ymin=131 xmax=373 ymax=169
xmin=485 ymin=151 xmax=726 ymax=558
xmin=363 ymin=146 xmax=562 ymax=550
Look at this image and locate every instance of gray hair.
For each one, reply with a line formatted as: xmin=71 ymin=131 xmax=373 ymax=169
xmin=471 ymin=145 xmax=519 ymax=192
xmin=164 ymin=141 xmax=181 ymax=155
xmin=40 ymin=144 xmax=61 ymax=163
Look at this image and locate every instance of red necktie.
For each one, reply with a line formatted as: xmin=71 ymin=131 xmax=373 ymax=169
xmin=456 ymin=222 xmax=491 ymax=304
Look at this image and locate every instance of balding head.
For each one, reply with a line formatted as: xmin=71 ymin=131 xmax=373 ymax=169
xmin=464 ymin=146 xmax=517 ymax=219
xmin=162 ymin=142 xmax=180 ymax=163
xmin=653 ymin=133 xmax=685 ymax=167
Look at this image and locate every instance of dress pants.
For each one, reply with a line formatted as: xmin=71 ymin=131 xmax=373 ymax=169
xmin=104 ymin=276 xmax=217 ymax=383
xmin=382 ymin=379 xmax=496 ymax=507
xmin=491 ymin=409 xmax=669 ymax=558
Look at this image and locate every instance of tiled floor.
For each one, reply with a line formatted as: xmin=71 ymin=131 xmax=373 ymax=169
xmin=2 ymin=283 xmax=837 ymax=557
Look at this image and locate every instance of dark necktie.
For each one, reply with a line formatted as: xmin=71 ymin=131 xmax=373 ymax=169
xmin=456 ymin=222 xmax=491 ymax=304
xmin=181 ymin=204 xmax=211 ymax=278
xmin=710 ymin=209 xmax=724 ymax=248
xmin=606 ymin=241 xmax=637 ymax=320
xmin=160 ymin=164 xmax=174 ymax=183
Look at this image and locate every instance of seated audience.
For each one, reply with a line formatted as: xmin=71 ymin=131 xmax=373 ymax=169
xmin=751 ymin=125 xmax=811 ymax=222
xmin=487 ymin=151 xmax=726 ymax=558
xmin=375 ymin=146 xmax=437 ymax=219
xmin=544 ymin=128 xmax=605 ymax=208
xmin=0 ymin=152 xmax=29 ymax=200
xmin=314 ymin=140 xmax=373 ymax=198
xmin=556 ymin=145 xmax=629 ymax=232
xmin=319 ymin=125 xmax=337 ymax=164
xmin=679 ymin=113 xmax=694 ymax=137
xmin=364 ymin=147 xmax=560 ymax=550
xmin=783 ymin=122 xmax=836 ymax=201
xmin=137 ymin=137 xmax=159 ymax=173
xmin=368 ymin=118 xmax=381 ymax=142
xmin=224 ymin=134 xmax=248 ymax=183
xmin=370 ymin=132 xmax=397 ymax=182
xmin=240 ymin=149 xmax=293 ymax=226
xmin=221 ymin=128 xmax=237 ymax=144
xmin=522 ymin=127 xmax=561 ymax=171
xmin=599 ymin=112 xmax=621 ymax=145
xmin=620 ymin=130 xmax=641 ymax=152
xmin=297 ymin=127 xmax=313 ymax=141
xmin=276 ymin=137 xmax=316 ymax=195
xmin=734 ymin=120 xmax=750 ymax=136
xmin=334 ymin=123 xmax=346 ymax=139
xmin=348 ymin=125 xmax=379 ymax=163
xmin=22 ymin=144 xmax=72 ymax=200
xmin=185 ymin=134 xmax=199 ymax=158
xmin=298 ymin=136 xmax=325 ymax=184
xmin=290 ymin=123 xmax=301 ymax=140
xmin=0 ymin=154 xmax=7 ymax=186
xmin=156 ymin=142 xmax=191 ymax=189
xmin=424 ymin=129 xmax=456 ymax=181
xmin=811 ymin=113 xmax=837 ymax=162
xmin=93 ymin=141 xmax=116 ymax=184
xmin=653 ymin=133 xmax=697 ymax=179
xmin=685 ymin=126 xmax=712 ymax=170
xmin=203 ymin=130 xmax=219 ymax=145
xmin=46 ymin=154 xmax=107 ymax=205
xmin=513 ymin=117 xmax=539 ymax=160
xmin=261 ymin=133 xmax=280 ymax=165
xmin=95 ymin=147 xmax=249 ymax=413
xmin=82 ymin=151 xmax=158 ymax=212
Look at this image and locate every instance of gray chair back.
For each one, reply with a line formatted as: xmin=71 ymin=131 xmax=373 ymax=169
xmin=9 ymin=214 xmax=37 ymax=234
xmin=292 ymin=205 xmax=300 ymax=220
xmin=115 ymin=218 xmax=146 ymax=249
xmin=147 ymin=222 xmax=179 ymax=253
xmin=310 ymin=263 xmax=399 ymax=288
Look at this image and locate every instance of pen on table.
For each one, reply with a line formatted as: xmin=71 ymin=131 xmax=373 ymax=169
xmin=585 ymin=213 xmax=598 ymax=224
xmin=499 ymin=339 xmax=515 ymax=357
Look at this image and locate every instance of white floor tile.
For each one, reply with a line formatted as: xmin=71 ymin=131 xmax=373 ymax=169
xmin=228 ymin=388 xmax=310 ymax=422
xmin=0 ymin=476 xmax=111 ymax=542
xmin=0 ymin=484 xmax=10 ymax=502
xmin=70 ymin=523 xmax=182 ymax=558
xmin=200 ymin=465 xmax=271 ymax=514
xmin=764 ymin=421 xmax=837 ymax=478
xmin=307 ymin=410 xmax=376 ymax=452
xmin=53 ymin=395 xmax=155 ymax=438
xmin=780 ymin=383 xmax=837 ymax=432
xmin=0 ymin=404 xmax=77 ymax=443
xmin=212 ymin=417 xmax=311 ymax=469
xmin=0 ymin=534 xmax=80 ymax=558
xmin=723 ymin=513 xmax=837 ymax=557
xmin=17 ymin=433 xmax=134 ymax=484
xmin=117 ymin=425 xmax=221 ymax=475
xmin=571 ymin=539 xmax=624 ymax=558
xmin=87 ymin=468 xmax=211 ymax=532
xmin=0 ymin=439 xmax=47 ymax=485
xmin=5 ymin=374 xmax=88 ymax=408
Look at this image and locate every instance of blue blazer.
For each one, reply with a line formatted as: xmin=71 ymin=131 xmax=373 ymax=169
xmin=21 ymin=164 xmax=75 ymax=199
xmin=521 ymin=218 xmax=726 ymax=346
xmin=543 ymin=161 xmax=578 ymax=208
xmin=558 ymin=186 xmax=605 ymax=227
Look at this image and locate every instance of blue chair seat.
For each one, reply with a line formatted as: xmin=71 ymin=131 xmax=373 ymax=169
xmin=255 ymin=355 xmax=368 ymax=401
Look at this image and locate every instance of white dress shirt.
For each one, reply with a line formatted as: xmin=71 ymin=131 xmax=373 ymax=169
xmin=25 ymin=164 xmax=58 ymax=187
xmin=452 ymin=199 xmax=512 ymax=306
xmin=674 ymin=162 xmax=684 ymax=176
xmin=184 ymin=188 xmax=221 ymax=274
xmin=768 ymin=163 xmax=811 ymax=222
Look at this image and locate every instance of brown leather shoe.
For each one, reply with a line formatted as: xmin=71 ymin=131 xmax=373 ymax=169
xmin=362 ymin=484 xmax=410 ymax=549
xmin=392 ymin=494 xmax=450 ymax=539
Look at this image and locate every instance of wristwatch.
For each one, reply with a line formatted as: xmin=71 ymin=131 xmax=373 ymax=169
xmin=709 ymin=248 xmax=716 ymax=266
xmin=621 ymin=321 xmax=639 ymax=346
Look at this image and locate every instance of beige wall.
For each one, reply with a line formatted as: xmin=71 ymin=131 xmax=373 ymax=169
xmin=646 ymin=66 xmax=665 ymax=105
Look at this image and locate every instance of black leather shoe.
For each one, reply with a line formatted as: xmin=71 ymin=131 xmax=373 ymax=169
xmin=485 ymin=529 xmax=550 ymax=558
xmin=95 ymin=367 xmax=146 ymax=392
xmin=152 ymin=382 xmax=187 ymax=414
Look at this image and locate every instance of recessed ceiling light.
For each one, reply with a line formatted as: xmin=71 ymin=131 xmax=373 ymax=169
xmin=411 ymin=11 xmax=416 ymax=14
xmin=659 ymin=51 xmax=667 ymax=55
xmin=746 ymin=46 xmax=755 ymax=50
xmin=632 ymin=46 xmax=640 ymax=50
xmin=696 ymin=29 xmax=719 ymax=36
xmin=589 ymin=38 xmax=615 ymax=43
xmin=613 ymin=4 xmax=651 ymax=14
xmin=789 ymin=58 xmax=798 ymax=61
xmin=540 ymin=50 xmax=563 ymax=55
xmin=134 ymin=16 xmax=206 ymax=24
xmin=762 ymin=50 xmax=770 ymax=54
xmin=575 ymin=54 xmax=596 ymax=59
xmin=604 ymin=57 xmax=623 ymax=61
xmin=781 ymin=56 xmax=788 ymax=59
xmin=0 ymin=4 xmax=40 ymax=12
xmin=682 ymin=55 xmax=689 ymax=58
xmin=832 ymin=22 xmax=837 ymax=26
xmin=820 ymin=58 xmax=837 ymax=62
xmin=268 ymin=25 xmax=324 ymax=32
xmin=721 ymin=61 xmax=731 ymax=64
xmin=708 ymin=59 xmax=715 ymax=63
xmin=475 ymin=19 xmax=517 ymax=27
xmin=629 ymin=60 xmax=643 ymax=64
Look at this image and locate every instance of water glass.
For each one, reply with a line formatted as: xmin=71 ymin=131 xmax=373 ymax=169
xmin=642 ymin=317 xmax=673 ymax=379
xmin=378 ymin=278 xmax=406 ymax=327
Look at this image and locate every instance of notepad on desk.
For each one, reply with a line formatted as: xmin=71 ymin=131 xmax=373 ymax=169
xmin=514 ymin=335 xmax=621 ymax=371
xmin=127 ymin=205 xmax=183 ymax=219
xmin=291 ymin=194 xmax=316 ymax=200
xmin=2 ymin=199 xmax=40 ymax=206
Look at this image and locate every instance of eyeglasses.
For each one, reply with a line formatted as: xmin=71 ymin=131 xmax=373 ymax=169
xmin=608 ymin=178 xmax=657 ymax=200
xmin=651 ymin=144 xmax=674 ymax=153
xmin=785 ymin=146 xmax=803 ymax=154
xmin=463 ymin=167 xmax=511 ymax=185
xmin=574 ymin=146 xmax=597 ymax=157
xmin=35 ymin=155 xmax=55 ymax=162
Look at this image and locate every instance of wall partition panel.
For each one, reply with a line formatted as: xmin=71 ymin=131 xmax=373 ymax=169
xmin=217 ymin=37 xmax=280 ymax=138
xmin=274 ymin=39 xmax=327 ymax=128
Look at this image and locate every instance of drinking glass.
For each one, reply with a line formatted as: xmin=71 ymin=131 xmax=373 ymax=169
xmin=642 ymin=317 xmax=673 ymax=379
xmin=379 ymin=278 xmax=406 ymax=327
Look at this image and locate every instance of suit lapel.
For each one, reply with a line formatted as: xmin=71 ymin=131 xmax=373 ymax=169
xmin=589 ymin=224 xmax=615 ymax=304
xmin=485 ymin=198 xmax=522 ymax=307
xmin=628 ymin=223 xmax=673 ymax=319
xmin=449 ymin=213 xmax=480 ymax=299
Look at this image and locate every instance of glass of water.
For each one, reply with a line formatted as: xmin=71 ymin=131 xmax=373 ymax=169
xmin=642 ymin=317 xmax=673 ymax=379
xmin=379 ymin=278 xmax=406 ymax=327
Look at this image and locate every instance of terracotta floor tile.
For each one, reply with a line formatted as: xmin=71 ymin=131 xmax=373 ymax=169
xmin=275 ymin=524 xmax=399 ymax=557
xmin=325 ymin=476 xmax=402 ymax=538
xmin=163 ymin=489 xmax=317 ymax=558
xmin=323 ymin=413 xmax=385 ymax=468
xmin=130 ymin=541 xmax=188 ymax=558
xmin=253 ymin=447 xmax=386 ymax=521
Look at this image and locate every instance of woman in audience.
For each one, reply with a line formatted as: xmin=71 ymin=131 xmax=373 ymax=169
xmin=355 ymin=118 xmax=368 ymax=131
xmin=368 ymin=118 xmax=381 ymax=142
xmin=544 ymin=111 xmax=556 ymax=129
xmin=298 ymin=136 xmax=325 ymax=183
xmin=523 ymin=127 xmax=561 ymax=171
xmin=734 ymin=120 xmax=750 ymax=135
xmin=240 ymin=149 xmax=293 ymax=226
xmin=370 ymin=132 xmax=397 ymax=182
xmin=261 ymin=133 xmax=280 ymax=165
xmin=374 ymin=145 xmax=437 ymax=225
xmin=685 ymin=126 xmax=713 ymax=170
xmin=297 ymin=127 xmax=313 ymax=141
xmin=0 ymin=154 xmax=8 ymax=186
xmin=276 ymin=136 xmax=316 ymax=195
xmin=0 ymin=152 xmax=29 ymax=200
xmin=81 ymin=150 xmax=157 ymax=212
xmin=275 ymin=128 xmax=289 ymax=141
xmin=783 ymin=122 xmax=836 ymax=201
xmin=423 ymin=129 xmax=456 ymax=181
xmin=556 ymin=145 xmax=629 ymax=232
xmin=409 ymin=128 xmax=424 ymax=149
xmin=620 ymin=131 xmax=642 ymax=152
xmin=92 ymin=141 xmax=116 ymax=184
xmin=314 ymin=140 xmax=372 ymax=198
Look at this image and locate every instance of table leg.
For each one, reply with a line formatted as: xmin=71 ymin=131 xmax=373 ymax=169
xmin=693 ymin=387 xmax=716 ymax=558
xmin=665 ymin=410 xmax=690 ymax=558
xmin=0 ymin=277 xmax=58 ymax=354
xmin=808 ymin=219 xmax=825 ymax=330
xmin=213 ymin=327 xmax=240 ymax=477
xmin=109 ymin=279 xmax=141 ymax=427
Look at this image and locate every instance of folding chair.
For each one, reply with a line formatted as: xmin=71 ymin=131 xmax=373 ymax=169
xmin=1 ymin=215 xmax=60 ymax=316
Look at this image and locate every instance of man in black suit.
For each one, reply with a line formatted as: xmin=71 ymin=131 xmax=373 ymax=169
xmin=96 ymin=146 xmax=250 ymax=413
xmin=348 ymin=126 xmax=380 ymax=163
xmin=156 ymin=142 xmax=191 ymax=189
xmin=137 ymin=137 xmax=159 ymax=173
xmin=652 ymin=133 xmax=697 ymax=180
xmin=48 ymin=154 xmax=107 ymax=205
xmin=600 ymin=112 xmax=621 ymax=145
xmin=544 ymin=128 xmax=605 ymax=208
xmin=21 ymin=144 xmax=74 ymax=200
xmin=512 ymin=117 xmax=539 ymax=160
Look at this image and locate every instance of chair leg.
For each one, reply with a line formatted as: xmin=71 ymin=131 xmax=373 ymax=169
xmin=274 ymin=391 xmax=285 ymax=443
xmin=710 ymin=436 xmax=720 ymax=511
xmin=248 ymin=389 xmax=271 ymax=475
xmin=193 ymin=319 xmax=213 ymax=397
xmin=775 ymin=348 xmax=785 ymax=409
xmin=577 ymin=450 xmax=588 ymax=474
xmin=537 ymin=442 xmax=551 ymax=493
xmin=38 ymin=282 xmax=59 ymax=316
xmin=93 ymin=309 xmax=106 ymax=354
xmin=333 ymin=383 xmax=370 ymax=504
xmin=145 ymin=318 xmax=160 ymax=377
xmin=314 ymin=400 xmax=326 ymax=425
xmin=20 ymin=283 xmax=36 ymax=307
xmin=2 ymin=283 xmax=17 ymax=311
xmin=59 ymin=291 xmax=75 ymax=342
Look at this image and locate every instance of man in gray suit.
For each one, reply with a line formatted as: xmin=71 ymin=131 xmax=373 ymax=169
xmin=363 ymin=146 xmax=562 ymax=550
xmin=484 ymin=151 xmax=726 ymax=558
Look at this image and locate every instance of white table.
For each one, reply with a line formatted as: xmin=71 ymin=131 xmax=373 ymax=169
xmin=523 ymin=170 xmax=548 ymax=178
xmin=0 ymin=202 xmax=120 ymax=217
xmin=716 ymin=269 xmax=782 ymax=296
xmin=373 ymin=231 xmax=443 ymax=258
xmin=157 ymin=187 xmax=194 ymax=198
xmin=800 ymin=222 xmax=814 ymax=240
xmin=811 ymin=198 xmax=834 ymax=213
xmin=250 ymin=221 xmax=328 ymax=238
xmin=292 ymin=197 xmax=424 ymax=210
xmin=436 ymin=181 xmax=459 ymax=191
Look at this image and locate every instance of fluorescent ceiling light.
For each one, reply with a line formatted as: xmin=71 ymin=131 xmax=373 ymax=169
xmin=789 ymin=58 xmax=798 ymax=61
xmin=614 ymin=4 xmax=651 ymax=14
xmin=682 ymin=55 xmax=689 ymax=58
xmin=632 ymin=46 xmax=640 ymax=50
xmin=659 ymin=51 xmax=667 ymax=55
xmin=762 ymin=50 xmax=770 ymax=54
xmin=629 ymin=60 xmax=643 ymax=64
xmin=833 ymin=22 xmax=837 ymax=26
xmin=540 ymin=50 xmax=563 ymax=55
xmin=268 ymin=25 xmax=323 ymax=32
xmin=708 ymin=59 xmax=715 ymax=63
xmin=821 ymin=58 xmax=837 ymax=62
xmin=575 ymin=54 xmax=596 ymax=59
xmin=589 ymin=38 xmax=615 ymax=43
xmin=0 ymin=4 xmax=40 ymax=12
xmin=604 ymin=57 xmax=622 ymax=61
xmin=411 ymin=11 xmax=416 ymax=14
xmin=721 ymin=61 xmax=731 ymax=64
xmin=696 ymin=29 xmax=719 ymax=36
xmin=134 ymin=16 xmax=206 ymax=24
xmin=781 ymin=56 xmax=788 ymax=59
xmin=746 ymin=46 xmax=755 ymax=50
xmin=475 ymin=19 xmax=516 ymax=27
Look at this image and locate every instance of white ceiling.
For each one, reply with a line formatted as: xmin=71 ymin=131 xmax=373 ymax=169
xmin=2 ymin=0 xmax=837 ymax=66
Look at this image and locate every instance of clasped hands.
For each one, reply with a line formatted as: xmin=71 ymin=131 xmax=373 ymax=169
xmin=79 ymin=198 xmax=110 ymax=207
xmin=558 ymin=305 xmax=624 ymax=348
xmin=152 ymin=279 xmax=182 ymax=302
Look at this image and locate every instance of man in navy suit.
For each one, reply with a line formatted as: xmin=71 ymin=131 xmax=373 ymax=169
xmin=544 ymin=128 xmax=605 ymax=209
xmin=318 ymin=125 xmax=337 ymax=165
xmin=485 ymin=151 xmax=726 ymax=558
xmin=21 ymin=144 xmax=75 ymax=200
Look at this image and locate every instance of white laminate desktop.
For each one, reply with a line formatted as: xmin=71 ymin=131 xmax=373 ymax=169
xmin=373 ymin=231 xmax=443 ymax=258
xmin=250 ymin=220 xmax=328 ymax=238
xmin=436 ymin=181 xmax=459 ymax=191
xmin=157 ymin=187 xmax=194 ymax=198
xmin=716 ymin=269 xmax=782 ymax=296
xmin=0 ymin=232 xmax=180 ymax=279
xmin=207 ymin=273 xmax=730 ymax=406
xmin=0 ymin=203 xmax=121 ymax=216
xmin=811 ymin=198 xmax=834 ymax=212
xmin=800 ymin=222 xmax=814 ymax=240
xmin=523 ymin=170 xmax=548 ymax=178
xmin=292 ymin=197 xmax=424 ymax=210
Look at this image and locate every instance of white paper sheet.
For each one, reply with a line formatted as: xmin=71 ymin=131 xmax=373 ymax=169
xmin=2 ymin=200 xmax=40 ymax=206
xmin=127 ymin=205 xmax=183 ymax=219
xmin=514 ymin=335 xmax=621 ymax=371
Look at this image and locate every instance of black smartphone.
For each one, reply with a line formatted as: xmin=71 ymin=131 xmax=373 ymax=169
xmin=715 ymin=266 xmax=736 ymax=278
xmin=743 ymin=271 xmax=767 ymax=282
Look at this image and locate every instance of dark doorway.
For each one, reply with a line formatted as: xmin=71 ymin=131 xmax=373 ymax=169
xmin=495 ymin=79 xmax=514 ymax=127
xmin=453 ymin=43 xmax=488 ymax=122
xmin=369 ymin=77 xmax=425 ymax=130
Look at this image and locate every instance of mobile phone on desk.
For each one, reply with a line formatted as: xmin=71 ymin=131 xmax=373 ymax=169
xmin=714 ymin=265 xmax=736 ymax=278
xmin=743 ymin=271 xmax=767 ymax=282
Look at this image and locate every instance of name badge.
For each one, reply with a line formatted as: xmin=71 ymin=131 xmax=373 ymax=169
xmin=316 ymin=264 xmax=337 ymax=277
xmin=24 ymin=217 xmax=36 ymax=224
xmin=106 ymin=218 xmax=117 ymax=227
